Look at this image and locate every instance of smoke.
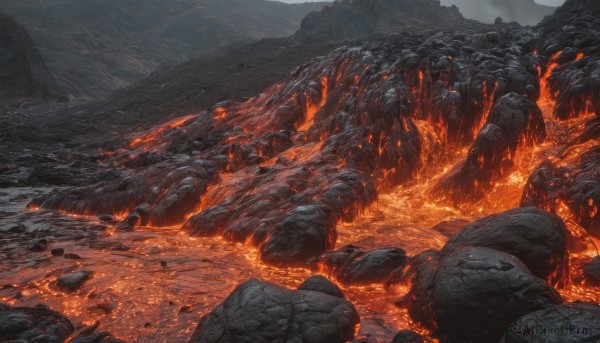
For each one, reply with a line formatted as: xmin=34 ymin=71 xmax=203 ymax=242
xmin=440 ymin=0 xmax=559 ymax=26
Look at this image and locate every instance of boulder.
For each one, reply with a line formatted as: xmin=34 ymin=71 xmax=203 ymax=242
xmin=315 ymin=245 xmax=407 ymax=285
xmin=188 ymin=279 xmax=360 ymax=343
xmin=392 ymin=329 xmax=424 ymax=343
xmin=407 ymin=247 xmax=562 ymax=343
xmin=442 ymin=207 xmax=569 ymax=284
xmin=298 ymin=275 xmax=344 ymax=298
xmin=55 ymin=271 xmax=91 ymax=292
xmin=0 ymin=303 xmax=74 ymax=343
xmin=260 ymin=205 xmax=337 ymax=266
xmin=583 ymin=256 xmax=600 ymax=286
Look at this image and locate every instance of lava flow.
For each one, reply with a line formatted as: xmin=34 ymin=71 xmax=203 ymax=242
xmin=4 ymin=3 xmax=600 ymax=343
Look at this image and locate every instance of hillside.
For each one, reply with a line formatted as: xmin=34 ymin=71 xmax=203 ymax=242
xmin=0 ymin=10 xmax=61 ymax=103
xmin=0 ymin=0 xmax=328 ymax=99
xmin=296 ymin=0 xmax=467 ymax=42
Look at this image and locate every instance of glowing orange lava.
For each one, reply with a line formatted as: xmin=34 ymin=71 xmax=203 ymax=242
xmin=4 ymin=52 xmax=600 ymax=343
xmin=129 ymin=114 xmax=198 ymax=151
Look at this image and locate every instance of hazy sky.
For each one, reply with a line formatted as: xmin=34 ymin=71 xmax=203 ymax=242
xmin=278 ymin=0 xmax=567 ymax=6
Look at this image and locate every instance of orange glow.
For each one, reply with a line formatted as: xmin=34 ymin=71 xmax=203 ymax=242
xmin=297 ymin=75 xmax=329 ymax=131
xmin=537 ymin=51 xmax=561 ymax=114
xmin=129 ymin=114 xmax=197 ymax=151
xmin=11 ymin=49 xmax=600 ymax=343
xmin=473 ymin=80 xmax=498 ymax=139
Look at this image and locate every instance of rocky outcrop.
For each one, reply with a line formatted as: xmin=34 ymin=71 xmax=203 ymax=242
xmin=0 ymin=303 xmax=73 ymax=342
xmin=522 ymin=146 xmax=600 ymax=238
xmin=188 ymin=278 xmax=360 ymax=343
xmin=0 ymin=10 xmax=60 ymax=102
xmin=442 ymin=207 xmax=569 ymax=284
xmin=405 ymin=247 xmax=562 ymax=343
xmin=296 ymin=0 xmax=467 ymax=42
xmin=313 ymin=245 xmax=407 ymax=285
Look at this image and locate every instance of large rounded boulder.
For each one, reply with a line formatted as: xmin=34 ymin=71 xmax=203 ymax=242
xmin=407 ymin=247 xmax=562 ymax=343
xmin=442 ymin=207 xmax=569 ymax=284
xmin=0 ymin=303 xmax=74 ymax=343
xmin=188 ymin=278 xmax=360 ymax=343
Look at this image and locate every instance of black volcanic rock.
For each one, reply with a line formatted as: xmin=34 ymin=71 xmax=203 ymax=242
xmin=188 ymin=279 xmax=360 ymax=343
xmin=314 ymin=245 xmax=408 ymax=285
xmin=298 ymin=275 xmax=344 ymax=298
xmin=442 ymin=207 xmax=569 ymax=284
xmin=407 ymin=247 xmax=562 ymax=343
xmin=296 ymin=0 xmax=467 ymax=42
xmin=260 ymin=205 xmax=337 ymax=266
xmin=522 ymin=146 xmax=600 ymax=238
xmin=27 ymin=238 xmax=48 ymax=252
xmin=392 ymin=330 xmax=424 ymax=343
xmin=56 ymin=270 xmax=91 ymax=292
xmin=70 ymin=332 xmax=125 ymax=343
xmin=502 ymin=302 xmax=600 ymax=343
xmin=0 ymin=303 xmax=123 ymax=343
xmin=31 ymin=158 xmax=218 ymax=228
xmin=584 ymin=257 xmax=600 ymax=286
xmin=437 ymin=93 xmax=545 ymax=200
xmin=0 ymin=10 xmax=60 ymax=102
xmin=0 ymin=0 xmax=329 ymax=99
xmin=0 ymin=303 xmax=74 ymax=342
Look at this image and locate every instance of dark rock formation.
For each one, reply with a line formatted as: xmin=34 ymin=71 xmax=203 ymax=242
xmin=70 ymin=332 xmax=125 ymax=343
xmin=437 ymin=93 xmax=545 ymax=200
xmin=188 ymin=279 xmax=360 ymax=343
xmin=297 ymin=0 xmax=467 ymax=42
xmin=392 ymin=330 xmax=424 ymax=343
xmin=298 ymin=275 xmax=344 ymax=298
xmin=584 ymin=257 xmax=600 ymax=286
xmin=313 ymin=245 xmax=407 ymax=285
xmin=27 ymin=238 xmax=48 ymax=252
xmin=0 ymin=303 xmax=123 ymax=343
xmin=31 ymin=158 xmax=218 ymax=227
xmin=55 ymin=270 xmax=91 ymax=292
xmin=261 ymin=205 xmax=337 ymax=266
xmin=0 ymin=303 xmax=74 ymax=342
xmin=442 ymin=207 xmax=569 ymax=284
xmin=536 ymin=0 xmax=600 ymax=121
xmin=501 ymin=302 xmax=600 ymax=343
xmin=0 ymin=10 xmax=60 ymax=102
xmin=406 ymin=247 xmax=562 ymax=343
xmin=522 ymin=146 xmax=600 ymax=238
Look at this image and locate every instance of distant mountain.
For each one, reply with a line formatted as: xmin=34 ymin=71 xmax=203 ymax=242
xmin=296 ymin=0 xmax=467 ymax=42
xmin=441 ymin=0 xmax=556 ymax=26
xmin=0 ymin=0 xmax=329 ymax=99
xmin=0 ymin=10 xmax=61 ymax=103
xmin=82 ymin=0 xmax=476 ymax=127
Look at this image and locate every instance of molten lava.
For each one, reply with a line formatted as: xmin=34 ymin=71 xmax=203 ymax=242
xmin=7 ymin=33 xmax=600 ymax=343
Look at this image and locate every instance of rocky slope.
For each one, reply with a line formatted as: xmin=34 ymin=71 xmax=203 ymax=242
xmin=296 ymin=0 xmax=468 ymax=42
xmin=0 ymin=10 xmax=61 ymax=103
xmin=0 ymin=0 xmax=329 ymax=99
